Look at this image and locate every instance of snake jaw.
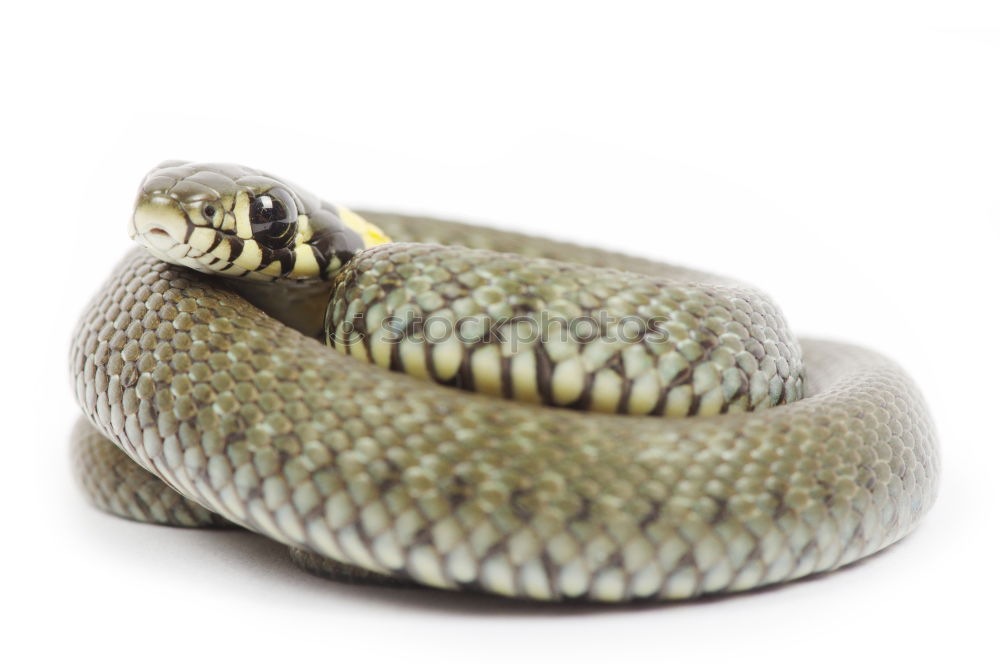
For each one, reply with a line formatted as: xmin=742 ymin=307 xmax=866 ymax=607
xmin=131 ymin=196 xmax=214 ymax=273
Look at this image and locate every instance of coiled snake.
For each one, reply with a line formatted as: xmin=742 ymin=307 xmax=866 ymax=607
xmin=70 ymin=161 xmax=939 ymax=601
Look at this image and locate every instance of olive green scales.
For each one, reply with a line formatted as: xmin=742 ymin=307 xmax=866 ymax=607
xmin=70 ymin=162 xmax=938 ymax=601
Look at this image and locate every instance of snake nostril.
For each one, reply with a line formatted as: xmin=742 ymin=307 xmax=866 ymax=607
xmin=148 ymin=228 xmax=169 ymax=237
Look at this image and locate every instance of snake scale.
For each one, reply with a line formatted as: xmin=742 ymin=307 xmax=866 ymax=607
xmin=69 ymin=162 xmax=939 ymax=602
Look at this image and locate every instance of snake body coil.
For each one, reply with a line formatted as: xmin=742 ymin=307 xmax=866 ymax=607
xmin=70 ymin=162 xmax=938 ymax=601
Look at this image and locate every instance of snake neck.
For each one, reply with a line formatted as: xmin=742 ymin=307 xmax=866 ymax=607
xmin=225 ymin=278 xmax=332 ymax=339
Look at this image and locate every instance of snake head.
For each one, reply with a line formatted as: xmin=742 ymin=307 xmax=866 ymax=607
xmin=130 ymin=161 xmax=390 ymax=281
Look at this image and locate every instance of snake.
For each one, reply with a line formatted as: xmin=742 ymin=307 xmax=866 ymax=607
xmin=69 ymin=161 xmax=939 ymax=602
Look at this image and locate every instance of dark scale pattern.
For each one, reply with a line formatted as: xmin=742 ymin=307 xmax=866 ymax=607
xmin=326 ymin=243 xmax=803 ymax=416
xmin=71 ymin=217 xmax=939 ymax=601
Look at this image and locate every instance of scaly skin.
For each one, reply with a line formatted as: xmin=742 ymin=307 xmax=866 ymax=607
xmin=70 ymin=206 xmax=938 ymax=601
xmin=326 ymin=242 xmax=803 ymax=416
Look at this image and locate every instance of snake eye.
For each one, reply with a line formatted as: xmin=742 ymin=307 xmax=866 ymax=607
xmin=249 ymin=189 xmax=298 ymax=248
xmin=201 ymin=203 xmax=217 ymax=222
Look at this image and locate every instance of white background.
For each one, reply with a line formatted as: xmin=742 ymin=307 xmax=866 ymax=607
xmin=3 ymin=2 xmax=999 ymax=662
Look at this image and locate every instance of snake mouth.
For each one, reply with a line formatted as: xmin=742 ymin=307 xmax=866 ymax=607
xmin=143 ymin=227 xmax=175 ymax=251
xmin=132 ymin=197 xmax=186 ymax=241
xmin=130 ymin=198 xmax=218 ymax=273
